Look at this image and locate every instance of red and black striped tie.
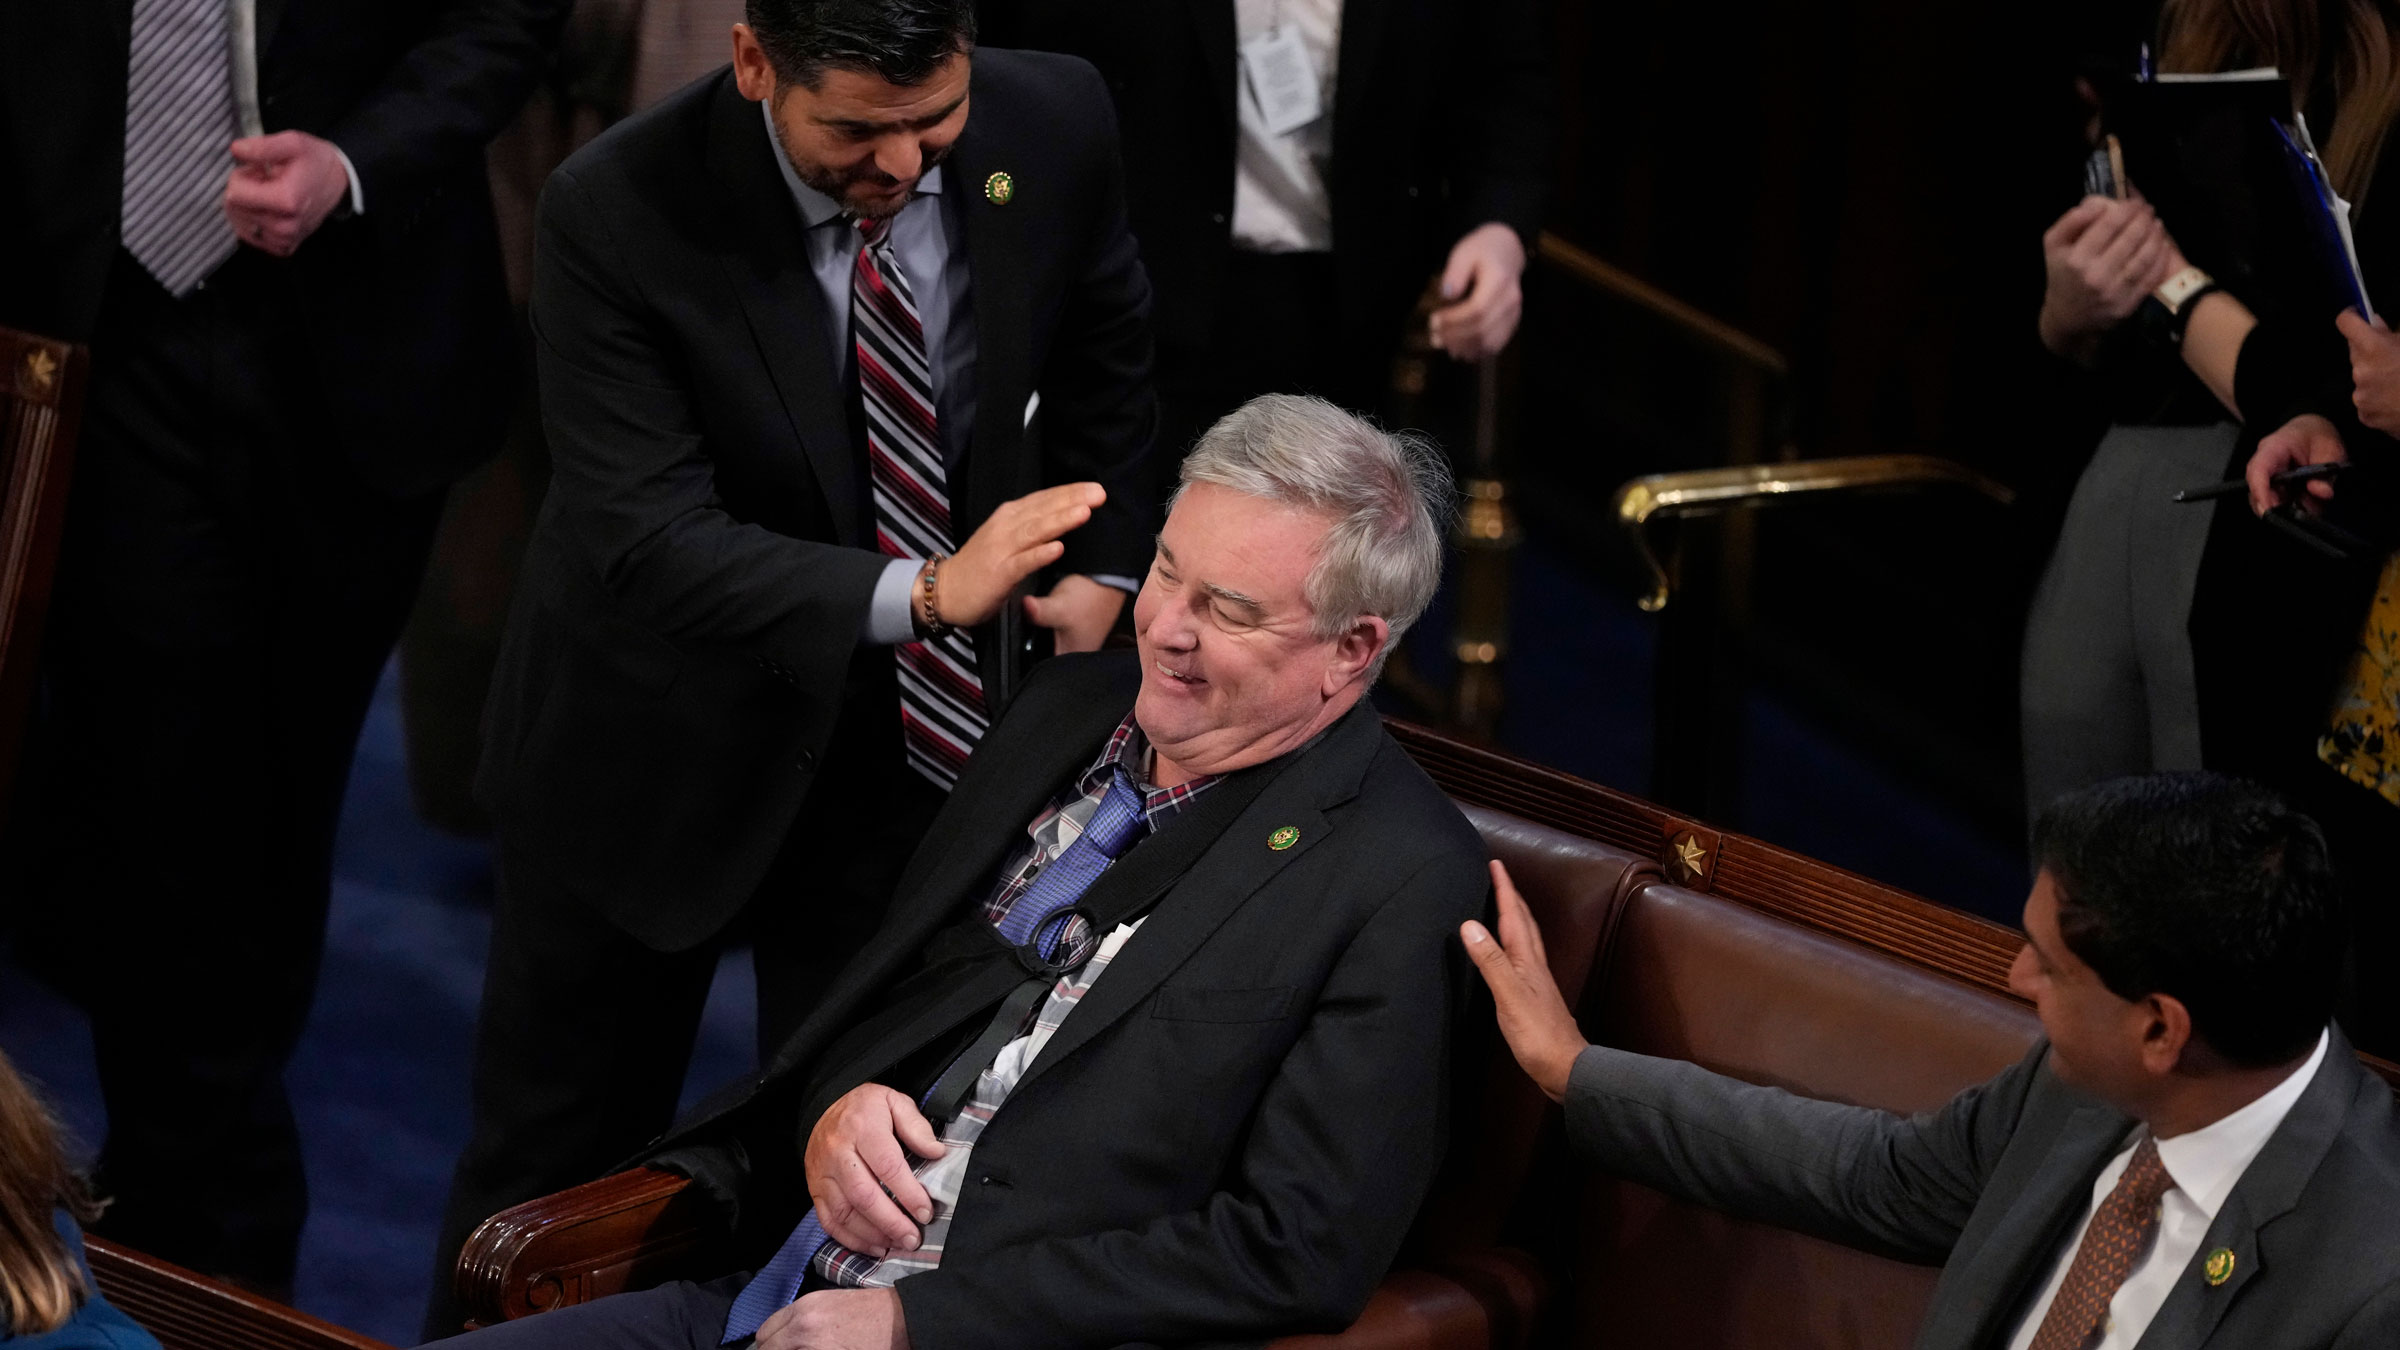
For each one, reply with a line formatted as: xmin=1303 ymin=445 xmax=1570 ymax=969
xmin=853 ymin=214 xmax=987 ymax=788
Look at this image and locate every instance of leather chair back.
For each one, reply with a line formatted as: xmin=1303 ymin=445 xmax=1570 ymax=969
xmin=1403 ymin=805 xmax=1657 ymax=1260
xmin=1571 ymin=879 xmax=2041 ymax=1348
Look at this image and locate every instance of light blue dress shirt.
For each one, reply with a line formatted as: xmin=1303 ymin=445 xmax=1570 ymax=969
xmin=759 ymin=104 xmax=1136 ymax=646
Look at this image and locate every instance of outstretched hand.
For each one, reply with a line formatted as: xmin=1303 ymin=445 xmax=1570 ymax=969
xmin=1460 ymin=859 xmax=1589 ymax=1103
xmin=938 ymin=482 xmax=1105 ymax=629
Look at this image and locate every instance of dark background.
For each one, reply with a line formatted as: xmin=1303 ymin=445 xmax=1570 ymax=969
xmin=1437 ymin=0 xmax=2145 ymax=911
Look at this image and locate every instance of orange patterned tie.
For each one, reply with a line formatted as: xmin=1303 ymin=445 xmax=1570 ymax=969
xmin=2029 ymin=1136 xmax=2176 ymax=1350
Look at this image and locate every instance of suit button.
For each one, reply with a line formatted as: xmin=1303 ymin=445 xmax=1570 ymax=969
xmin=796 ymin=750 xmax=815 ymax=771
xmin=1210 ymin=211 xmax=1227 ymax=225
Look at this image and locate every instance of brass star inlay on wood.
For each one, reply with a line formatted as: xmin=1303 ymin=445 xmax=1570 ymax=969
xmin=1668 ymin=830 xmax=1710 ymax=883
xmin=23 ymin=347 xmax=57 ymax=396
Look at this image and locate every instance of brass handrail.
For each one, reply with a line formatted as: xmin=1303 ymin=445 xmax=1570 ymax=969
xmin=1535 ymin=232 xmax=1789 ymax=379
xmin=1613 ymin=455 xmax=2017 ymax=611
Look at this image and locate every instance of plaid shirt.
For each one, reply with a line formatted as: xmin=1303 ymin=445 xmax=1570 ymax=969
xmin=812 ymin=714 xmax=1218 ymax=1287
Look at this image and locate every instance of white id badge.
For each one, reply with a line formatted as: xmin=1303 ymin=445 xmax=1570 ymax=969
xmin=1239 ymin=28 xmax=1324 ymax=137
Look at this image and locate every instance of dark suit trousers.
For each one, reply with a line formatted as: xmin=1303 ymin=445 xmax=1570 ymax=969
xmin=424 ymin=684 xmax=942 ymax=1338
xmin=8 ymin=249 xmax=442 ymax=1285
xmin=422 ymin=1275 xmax=744 ymax=1348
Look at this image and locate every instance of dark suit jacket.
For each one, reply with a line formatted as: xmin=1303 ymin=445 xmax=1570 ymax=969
xmin=0 ymin=0 xmax=563 ymax=497
xmin=1568 ymin=1033 xmax=2400 ymax=1348
xmin=977 ymin=0 xmax=1551 ymax=390
xmin=644 ymin=650 xmax=1491 ymax=1347
xmin=475 ymin=54 xmax=1158 ymax=949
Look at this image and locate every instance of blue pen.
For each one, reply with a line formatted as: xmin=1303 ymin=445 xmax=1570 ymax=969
xmin=2138 ymin=41 xmax=2153 ymax=81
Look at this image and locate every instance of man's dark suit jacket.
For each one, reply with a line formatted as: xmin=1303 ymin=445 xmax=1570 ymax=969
xmin=476 ymin=54 xmax=1157 ymax=949
xmin=976 ymin=0 xmax=1551 ymax=386
xmin=641 ymin=650 xmax=1490 ymax=1347
xmin=0 ymin=0 xmax=563 ymax=497
xmin=1568 ymin=1033 xmax=2400 ymax=1347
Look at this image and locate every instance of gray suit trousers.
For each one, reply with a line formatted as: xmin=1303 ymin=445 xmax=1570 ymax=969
xmin=2021 ymin=422 xmax=2238 ymax=822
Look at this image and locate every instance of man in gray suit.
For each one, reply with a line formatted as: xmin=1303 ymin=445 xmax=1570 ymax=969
xmin=1465 ymin=771 xmax=2400 ymax=1349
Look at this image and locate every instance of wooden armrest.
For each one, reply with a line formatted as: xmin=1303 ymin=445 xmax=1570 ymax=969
xmin=455 ymin=1167 xmax=723 ymax=1330
xmin=1268 ymin=1248 xmax=1545 ymax=1350
xmin=83 ymin=1235 xmax=392 ymax=1350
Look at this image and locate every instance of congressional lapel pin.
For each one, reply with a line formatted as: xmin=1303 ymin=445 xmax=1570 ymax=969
xmin=984 ymin=171 xmax=1015 ymax=205
xmin=1267 ymin=826 xmax=1300 ymax=851
xmin=2203 ymin=1247 xmax=2236 ymax=1286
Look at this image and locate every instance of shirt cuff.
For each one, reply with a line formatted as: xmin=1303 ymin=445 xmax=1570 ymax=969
xmin=331 ymin=145 xmax=366 ymax=217
xmin=867 ymin=556 xmax=924 ymax=645
xmin=1086 ymin=573 xmax=1140 ymax=595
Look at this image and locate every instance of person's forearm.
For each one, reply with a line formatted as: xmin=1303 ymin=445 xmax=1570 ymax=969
xmin=2181 ymin=289 xmax=2257 ymax=418
xmin=329 ymin=0 xmax=571 ymax=198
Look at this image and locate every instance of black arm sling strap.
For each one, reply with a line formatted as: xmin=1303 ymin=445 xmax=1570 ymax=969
xmin=916 ymin=750 xmax=1292 ymax=1127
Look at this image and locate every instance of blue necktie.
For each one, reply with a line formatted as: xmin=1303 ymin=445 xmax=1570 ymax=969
xmin=995 ymin=768 xmax=1147 ymax=958
xmin=720 ymin=769 xmax=1149 ymax=1341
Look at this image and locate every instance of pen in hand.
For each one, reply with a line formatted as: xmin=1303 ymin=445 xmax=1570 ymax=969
xmin=2172 ymin=462 xmax=2345 ymax=503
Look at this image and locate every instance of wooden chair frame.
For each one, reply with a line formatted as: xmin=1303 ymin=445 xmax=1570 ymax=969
xmin=0 ymin=326 xmax=89 ymax=817
xmin=85 ymin=1235 xmax=393 ymax=1350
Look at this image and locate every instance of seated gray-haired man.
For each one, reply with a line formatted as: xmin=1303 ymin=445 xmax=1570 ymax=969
xmin=435 ymin=394 xmax=1487 ymax=1350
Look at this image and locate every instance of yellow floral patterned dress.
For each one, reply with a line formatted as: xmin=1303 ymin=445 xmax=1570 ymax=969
xmin=2319 ymin=552 xmax=2400 ymax=806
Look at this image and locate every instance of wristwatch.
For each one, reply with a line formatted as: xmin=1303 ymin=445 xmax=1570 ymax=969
xmin=2146 ymin=265 xmax=2222 ymax=346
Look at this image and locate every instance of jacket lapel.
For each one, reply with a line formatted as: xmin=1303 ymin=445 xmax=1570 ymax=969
xmin=1920 ymin=1105 xmax=2132 ymax=1350
xmin=706 ymin=77 xmax=867 ymax=548
xmin=942 ymin=111 xmax=1037 ymax=709
xmin=947 ymin=120 xmax=1028 ymax=535
xmin=1008 ymin=701 xmax=1383 ymax=1101
xmin=2134 ymin=1035 xmax=2364 ymax=1350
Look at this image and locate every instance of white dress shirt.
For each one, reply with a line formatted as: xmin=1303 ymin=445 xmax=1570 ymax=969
xmin=2003 ymin=1029 xmax=2331 ymax=1350
xmin=1231 ymin=0 xmax=1340 ymax=253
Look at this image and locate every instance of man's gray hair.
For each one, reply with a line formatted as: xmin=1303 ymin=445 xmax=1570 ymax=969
xmin=1174 ymin=395 xmax=1453 ymax=671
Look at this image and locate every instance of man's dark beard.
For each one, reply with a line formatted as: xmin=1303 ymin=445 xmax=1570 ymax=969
xmin=774 ymin=119 xmax=952 ymax=221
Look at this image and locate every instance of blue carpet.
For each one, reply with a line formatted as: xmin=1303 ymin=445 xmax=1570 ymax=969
xmin=0 ymin=524 xmax=2026 ymax=1345
xmin=0 ymin=662 xmax=758 ymax=1346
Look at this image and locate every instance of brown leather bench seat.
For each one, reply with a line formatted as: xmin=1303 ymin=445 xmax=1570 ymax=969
xmin=464 ymin=724 xmax=2400 ymax=1348
xmin=62 ymin=723 xmax=2400 ymax=1350
xmin=1570 ymin=879 xmax=2037 ymax=1348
